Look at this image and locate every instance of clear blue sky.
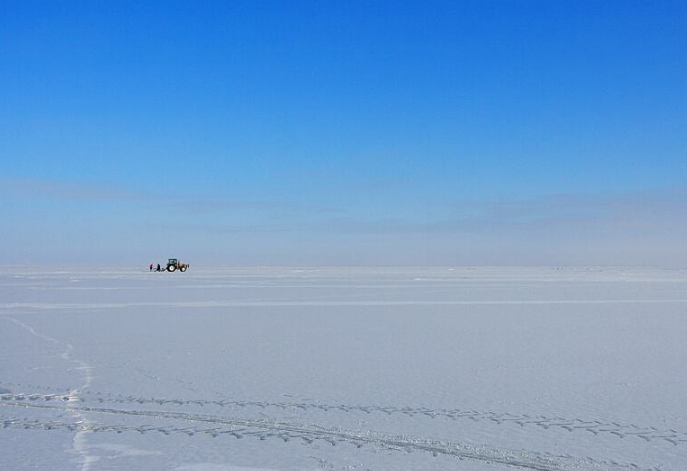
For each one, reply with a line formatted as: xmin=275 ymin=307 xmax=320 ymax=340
xmin=1 ymin=1 xmax=686 ymax=266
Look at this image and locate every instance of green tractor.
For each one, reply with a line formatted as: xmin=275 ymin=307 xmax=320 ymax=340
xmin=166 ymin=258 xmax=189 ymax=272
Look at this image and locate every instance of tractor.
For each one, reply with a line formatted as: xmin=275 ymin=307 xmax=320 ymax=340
xmin=166 ymin=258 xmax=189 ymax=272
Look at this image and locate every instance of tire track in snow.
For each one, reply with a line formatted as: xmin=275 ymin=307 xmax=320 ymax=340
xmin=2 ymin=318 xmax=96 ymax=471
xmin=2 ymin=387 xmax=684 ymax=446
xmin=0 ymin=402 xmax=651 ymax=471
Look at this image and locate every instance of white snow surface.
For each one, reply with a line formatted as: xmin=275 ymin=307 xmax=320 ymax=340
xmin=1 ymin=266 xmax=686 ymax=471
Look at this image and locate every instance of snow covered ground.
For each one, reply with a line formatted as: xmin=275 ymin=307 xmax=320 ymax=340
xmin=1 ymin=267 xmax=686 ymax=471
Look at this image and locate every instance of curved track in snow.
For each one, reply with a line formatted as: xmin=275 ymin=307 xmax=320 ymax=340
xmin=0 ymin=399 xmax=653 ymax=471
xmin=0 ymin=385 xmax=677 ymax=471
xmin=2 ymin=387 xmax=685 ymax=446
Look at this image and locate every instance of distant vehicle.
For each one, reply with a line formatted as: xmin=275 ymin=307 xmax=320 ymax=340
xmin=166 ymin=258 xmax=189 ymax=272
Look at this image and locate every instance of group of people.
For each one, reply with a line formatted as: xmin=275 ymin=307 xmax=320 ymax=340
xmin=149 ymin=263 xmax=162 ymax=272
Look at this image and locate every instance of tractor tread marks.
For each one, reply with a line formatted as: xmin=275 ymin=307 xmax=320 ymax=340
xmin=1 ymin=389 xmax=685 ymax=446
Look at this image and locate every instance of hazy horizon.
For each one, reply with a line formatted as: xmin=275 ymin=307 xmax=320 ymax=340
xmin=2 ymin=1 xmax=685 ymax=266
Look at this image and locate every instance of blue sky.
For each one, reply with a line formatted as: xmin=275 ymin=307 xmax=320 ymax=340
xmin=1 ymin=1 xmax=686 ymax=266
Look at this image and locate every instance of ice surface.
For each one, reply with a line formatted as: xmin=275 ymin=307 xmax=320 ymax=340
xmin=1 ymin=267 xmax=686 ymax=470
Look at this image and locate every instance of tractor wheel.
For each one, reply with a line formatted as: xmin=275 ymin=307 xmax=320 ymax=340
xmin=167 ymin=264 xmax=176 ymax=272
xmin=180 ymin=266 xmax=187 ymax=272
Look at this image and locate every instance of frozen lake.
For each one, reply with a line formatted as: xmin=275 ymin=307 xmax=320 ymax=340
xmin=1 ymin=267 xmax=686 ymax=471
